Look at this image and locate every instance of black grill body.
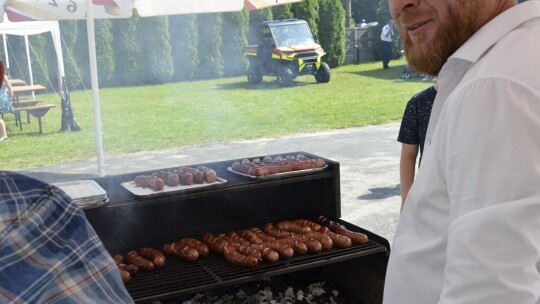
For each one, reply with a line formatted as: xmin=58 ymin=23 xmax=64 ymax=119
xmin=84 ymin=152 xmax=389 ymax=303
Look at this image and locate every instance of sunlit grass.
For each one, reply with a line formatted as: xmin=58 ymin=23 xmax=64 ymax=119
xmin=2 ymin=58 xmax=433 ymax=169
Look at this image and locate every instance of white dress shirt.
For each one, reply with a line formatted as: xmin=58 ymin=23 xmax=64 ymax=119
xmin=383 ymin=2 xmax=540 ymax=304
xmin=380 ymin=24 xmax=393 ymax=42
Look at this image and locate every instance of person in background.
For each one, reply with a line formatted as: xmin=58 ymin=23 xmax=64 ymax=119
xmin=383 ymin=0 xmax=540 ymax=303
xmin=380 ymin=19 xmax=395 ymax=69
xmin=0 ymin=60 xmax=12 ymax=141
xmin=397 ymin=84 xmax=436 ymax=211
xmin=0 ymin=61 xmax=133 ymax=303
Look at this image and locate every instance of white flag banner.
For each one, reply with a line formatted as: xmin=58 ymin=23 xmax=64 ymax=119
xmin=245 ymin=0 xmax=301 ymax=10
xmin=134 ymin=0 xmax=245 ymax=17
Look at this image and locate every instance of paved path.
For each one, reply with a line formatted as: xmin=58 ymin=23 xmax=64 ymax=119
xmin=19 ymin=122 xmax=403 ymax=244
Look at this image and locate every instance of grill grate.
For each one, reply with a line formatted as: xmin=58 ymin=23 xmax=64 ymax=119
xmin=124 ymin=220 xmax=386 ymax=303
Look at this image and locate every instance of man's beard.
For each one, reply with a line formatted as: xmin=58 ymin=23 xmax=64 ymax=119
xmin=400 ymin=1 xmax=482 ymax=76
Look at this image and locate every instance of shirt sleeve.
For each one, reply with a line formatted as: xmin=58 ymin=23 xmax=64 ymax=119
xmin=0 ymin=172 xmax=133 ymax=303
xmin=437 ymin=78 xmax=540 ymax=303
xmin=397 ymin=97 xmax=420 ymax=144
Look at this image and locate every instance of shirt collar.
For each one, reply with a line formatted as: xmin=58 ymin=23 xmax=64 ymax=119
xmin=452 ymin=1 xmax=540 ymax=63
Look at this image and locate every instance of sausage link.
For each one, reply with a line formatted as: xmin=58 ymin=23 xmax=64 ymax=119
xmin=223 ymin=245 xmax=258 ymax=268
xmin=305 ymin=231 xmax=333 ymax=250
xmin=163 ymin=243 xmax=199 ymax=262
xmin=134 ymin=175 xmax=164 ymax=191
xmin=125 ymin=251 xmax=155 ymax=271
xmin=317 ymin=227 xmax=352 ymax=248
xmin=137 ymin=247 xmax=166 ymax=267
xmin=177 ymin=238 xmax=210 ymax=258
xmin=276 ymin=220 xmax=312 ymax=233
xmin=335 ymin=225 xmax=369 ymax=245
xmin=197 ymin=166 xmax=217 ymax=183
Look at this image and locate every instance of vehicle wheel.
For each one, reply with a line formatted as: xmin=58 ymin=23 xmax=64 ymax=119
xmin=277 ymin=67 xmax=294 ymax=86
xmin=247 ymin=64 xmax=263 ymax=84
xmin=315 ymin=62 xmax=331 ymax=83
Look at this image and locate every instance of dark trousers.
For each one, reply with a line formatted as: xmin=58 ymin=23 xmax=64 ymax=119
xmin=381 ymin=41 xmax=392 ymax=69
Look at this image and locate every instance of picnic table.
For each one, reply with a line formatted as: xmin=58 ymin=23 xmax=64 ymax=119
xmin=10 ymin=84 xmax=54 ymax=134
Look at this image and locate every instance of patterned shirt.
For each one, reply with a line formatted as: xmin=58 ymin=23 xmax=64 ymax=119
xmin=0 ymin=171 xmax=133 ymax=303
xmin=397 ymin=86 xmax=437 ymax=162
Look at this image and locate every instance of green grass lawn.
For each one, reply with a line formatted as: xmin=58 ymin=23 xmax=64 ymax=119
xmin=2 ymin=58 xmax=433 ymax=170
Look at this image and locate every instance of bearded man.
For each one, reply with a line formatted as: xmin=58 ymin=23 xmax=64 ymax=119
xmin=383 ymin=0 xmax=540 ymax=303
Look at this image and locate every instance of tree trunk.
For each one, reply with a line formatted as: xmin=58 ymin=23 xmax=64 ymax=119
xmin=345 ymin=0 xmax=352 ymax=28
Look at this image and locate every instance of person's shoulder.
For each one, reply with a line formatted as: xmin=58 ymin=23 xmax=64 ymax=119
xmin=0 ymin=171 xmax=58 ymax=202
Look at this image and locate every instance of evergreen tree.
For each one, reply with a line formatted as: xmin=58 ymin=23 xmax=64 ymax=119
xmin=318 ymin=0 xmax=346 ymax=67
xmin=74 ymin=21 xmax=90 ymax=89
xmin=111 ymin=15 xmax=141 ymax=86
xmin=248 ymin=8 xmax=272 ymax=44
xmin=137 ymin=16 xmax=174 ymax=84
xmin=169 ymin=14 xmax=199 ymax=82
xmin=5 ymin=36 xmax=27 ymax=80
xmin=293 ymin=0 xmax=320 ymax=39
xmin=58 ymin=21 xmax=80 ymax=88
xmin=94 ymin=20 xmax=115 ymax=87
xmin=196 ymin=13 xmax=224 ymax=79
xmin=28 ymin=34 xmax=49 ymax=86
xmin=351 ymin=0 xmax=379 ymax=25
xmin=272 ymin=4 xmax=294 ymax=20
xmin=221 ymin=10 xmax=248 ymax=77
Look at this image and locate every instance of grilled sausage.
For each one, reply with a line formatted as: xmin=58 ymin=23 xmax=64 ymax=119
xmin=113 ymin=254 xmax=124 ymax=265
xmin=335 ymin=225 xmax=369 ymax=245
xmin=118 ymin=263 xmax=139 ymax=275
xmin=178 ymin=167 xmax=204 ymax=184
xmin=162 ymin=243 xmax=199 ymax=262
xmin=226 ymin=231 xmax=251 ymax=246
xmin=285 ymin=234 xmax=322 ymax=253
xmin=177 ymin=238 xmax=210 ymax=258
xmin=134 ymin=175 xmax=165 ymax=191
xmin=137 ymin=247 xmax=166 ymax=267
xmin=318 ymin=215 xmax=368 ymax=245
xmin=317 ymin=226 xmax=352 ymax=248
xmin=294 ymin=219 xmax=322 ymax=231
xmin=305 ymin=231 xmax=333 ymax=250
xmin=176 ymin=170 xmax=194 ymax=185
xmin=152 ymin=171 xmax=180 ymax=187
xmin=239 ymin=230 xmax=264 ymax=244
xmin=278 ymin=238 xmax=308 ymax=255
xmin=197 ymin=166 xmax=217 ymax=183
xmin=223 ymin=245 xmax=258 ymax=268
xmin=119 ymin=269 xmax=131 ymax=283
xmin=125 ymin=251 xmax=155 ymax=271
xmin=263 ymin=223 xmax=292 ymax=238
xmin=249 ymin=243 xmax=280 ymax=263
xmin=248 ymin=227 xmax=276 ymax=242
xmin=263 ymin=240 xmax=294 ymax=259
xmin=276 ymin=220 xmax=312 ymax=234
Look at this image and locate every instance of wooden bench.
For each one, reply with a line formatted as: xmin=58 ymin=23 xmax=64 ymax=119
xmin=12 ymin=104 xmax=56 ymax=134
xmin=12 ymin=100 xmax=45 ymax=123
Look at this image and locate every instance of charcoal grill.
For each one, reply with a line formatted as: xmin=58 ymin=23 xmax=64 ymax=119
xmin=84 ymin=152 xmax=390 ymax=303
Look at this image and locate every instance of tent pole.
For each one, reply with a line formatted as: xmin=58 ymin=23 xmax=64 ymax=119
xmin=2 ymin=34 xmax=9 ymax=74
xmin=24 ymin=34 xmax=35 ymax=99
xmin=87 ymin=0 xmax=106 ymax=177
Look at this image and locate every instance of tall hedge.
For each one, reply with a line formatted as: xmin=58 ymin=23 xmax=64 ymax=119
xmin=221 ymin=10 xmax=249 ymax=77
xmin=169 ymin=14 xmax=199 ymax=81
xmin=58 ymin=21 xmax=80 ymax=89
xmin=95 ymin=20 xmax=115 ymax=86
xmin=318 ymin=0 xmax=346 ymax=67
xmin=196 ymin=13 xmax=224 ymax=79
xmin=137 ymin=16 xmax=174 ymax=84
xmin=272 ymin=4 xmax=294 ymax=20
xmin=111 ymin=15 xmax=141 ymax=86
xmin=293 ymin=0 xmax=320 ymax=39
xmin=248 ymin=8 xmax=273 ymax=44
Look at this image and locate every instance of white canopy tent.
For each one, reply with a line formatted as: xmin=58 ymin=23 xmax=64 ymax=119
xmin=0 ymin=18 xmax=64 ymax=97
xmin=0 ymin=0 xmax=301 ymax=176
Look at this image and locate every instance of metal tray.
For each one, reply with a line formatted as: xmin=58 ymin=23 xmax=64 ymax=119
xmin=227 ymin=165 xmax=328 ymax=180
xmin=121 ymin=177 xmax=227 ymax=196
